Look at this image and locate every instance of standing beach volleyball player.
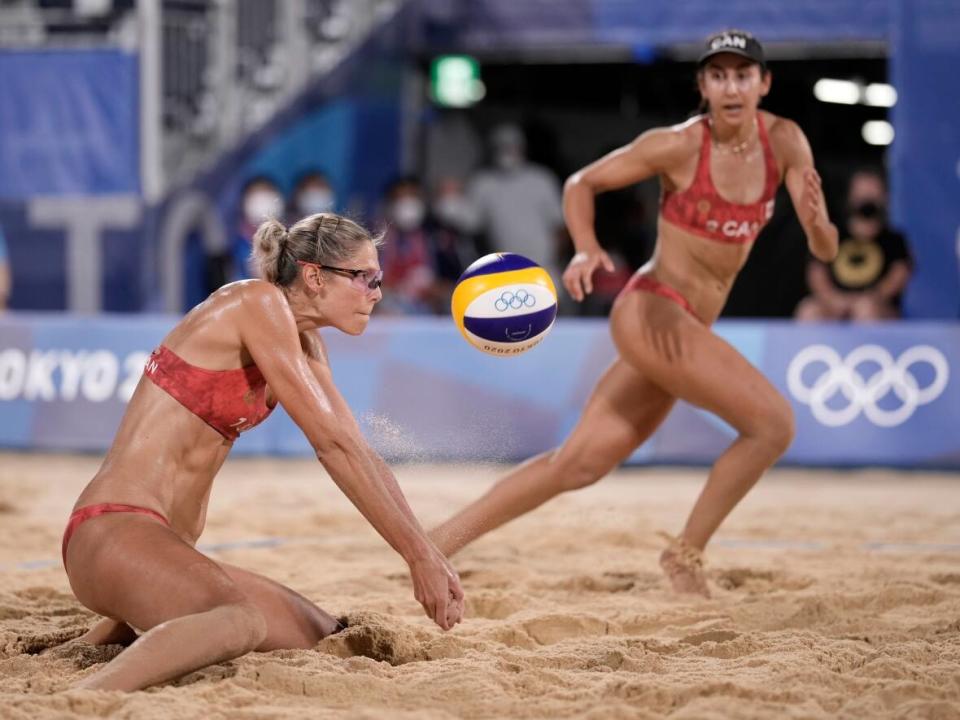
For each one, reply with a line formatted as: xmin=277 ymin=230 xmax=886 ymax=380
xmin=61 ymin=213 xmax=464 ymax=691
xmin=431 ymin=30 xmax=838 ymax=597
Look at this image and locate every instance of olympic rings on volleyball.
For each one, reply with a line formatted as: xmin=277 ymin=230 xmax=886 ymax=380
xmin=494 ymin=289 xmax=537 ymax=312
xmin=786 ymin=344 xmax=949 ymax=427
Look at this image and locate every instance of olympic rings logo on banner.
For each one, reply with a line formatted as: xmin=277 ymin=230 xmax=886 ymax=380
xmin=494 ymin=289 xmax=537 ymax=312
xmin=786 ymin=344 xmax=949 ymax=427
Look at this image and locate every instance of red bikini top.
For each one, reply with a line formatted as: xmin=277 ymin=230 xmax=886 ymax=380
xmin=660 ymin=115 xmax=779 ymax=244
xmin=144 ymin=345 xmax=274 ymax=440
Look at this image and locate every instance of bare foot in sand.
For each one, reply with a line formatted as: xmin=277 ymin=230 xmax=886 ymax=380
xmin=77 ymin=618 xmax=139 ymax=647
xmin=658 ymin=533 xmax=710 ymax=598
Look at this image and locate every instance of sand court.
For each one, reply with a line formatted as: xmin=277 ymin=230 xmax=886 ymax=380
xmin=1 ymin=452 xmax=958 ymax=718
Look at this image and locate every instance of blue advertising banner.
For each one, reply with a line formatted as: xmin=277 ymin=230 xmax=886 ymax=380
xmin=0 ymin=314 xmax=956 ymax=467
xmin=769 ymin=323 xmax=955 ymax=465
xmin=0 ymin=50 xmax=140 ymax=199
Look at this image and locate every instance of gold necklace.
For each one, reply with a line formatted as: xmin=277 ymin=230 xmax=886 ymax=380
xmin=710 ymin=118 xmax=757 ymax=156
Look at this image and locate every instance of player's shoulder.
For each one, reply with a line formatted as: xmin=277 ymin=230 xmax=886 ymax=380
xmin=218 ymin=280 xmax=298 ymax=334
xmin=226 ymin=278 xmax=286 ymax=309
xmin=647 ymin=115 xmax=703 ymax=144
xmin=764 ymin=112 xmax=806 ymax=147
xmin=633 ymin=115 xmax=703 ymax=162
xmin=764 ymin=112 xmax=813 ymax=170
xmin=668 ymin=114 xmax=707 ymax=136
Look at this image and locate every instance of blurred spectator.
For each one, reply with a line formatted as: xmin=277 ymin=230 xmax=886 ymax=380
xmin=466 ymin=123 xmax=566 ymax=279
xmin=378 ymin=176 xmax=433 ymax=314
xmin=288 ymin=170 xmax=336 ymax=221
xmin=230 ymin=176 xmax=283 ymax=280
xmin=377 ymin=176 xmax=461 ymax=315
xmin=0 ymin=223 xmax=10 ymax=311
xmin=796 ymin=169 xmax=912 ymax=321
xmin=423 ymin=110 xmax=483 ymax=193
xmin=432 ymin=176 xmax=481 ymax=266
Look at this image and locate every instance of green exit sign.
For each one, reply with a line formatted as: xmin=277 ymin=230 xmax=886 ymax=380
xmin=430 ymin=55 xmax=485 ymax=107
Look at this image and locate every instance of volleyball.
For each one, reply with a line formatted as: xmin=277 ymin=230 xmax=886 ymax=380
xmin=451 ymin=252 xmax=558 ymax=355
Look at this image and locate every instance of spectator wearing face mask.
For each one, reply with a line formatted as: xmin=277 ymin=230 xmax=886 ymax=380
xmin=377 ymin=176 xmax=460 ymax=315
xmin=231 ymin=176 xmax=283 ymax=280
xmin=432 ymin=176 xmax=479 ymax=271
xmin=289 ymin=171 xmax=337 ymax=221
xmin=796 ymin=169 xmax=912 ymax=321
xmin=465 ymin=123 xmax=565 ymax=280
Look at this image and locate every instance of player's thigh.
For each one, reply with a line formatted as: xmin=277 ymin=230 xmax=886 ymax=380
xmin=610 ymin=292 xmax=793 ymax=441
xmin=217 ymin=562 xmax=340 ymax=650
xmin=553 ymin=358 xmax=675 ymax=475
xmin=66 ymin=514 xmax=248 ymax=632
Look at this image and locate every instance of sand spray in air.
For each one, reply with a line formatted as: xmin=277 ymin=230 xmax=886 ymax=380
xmin=358 ymin=410 xmax=520 ymax=465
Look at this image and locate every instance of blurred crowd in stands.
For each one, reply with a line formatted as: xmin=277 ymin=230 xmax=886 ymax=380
xmin=227 ymin=121 xmax=911 ymax=321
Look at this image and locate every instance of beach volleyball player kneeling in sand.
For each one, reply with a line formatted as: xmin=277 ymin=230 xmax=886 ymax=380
xmin=60 ymin=213 xmax=464 ymax=691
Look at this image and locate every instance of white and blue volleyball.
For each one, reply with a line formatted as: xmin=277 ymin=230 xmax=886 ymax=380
xmin=451 ymin=253 xmax=558 ymax=356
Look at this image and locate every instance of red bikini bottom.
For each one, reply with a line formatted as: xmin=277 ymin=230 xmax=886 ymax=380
xmin=62 ymin=503 xmax=169 ymax=565
xmin=618 ymin=273 xmax=704 ymax=324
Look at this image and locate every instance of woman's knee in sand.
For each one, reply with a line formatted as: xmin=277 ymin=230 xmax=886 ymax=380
xmin=209 ymin=601 xmax=269 ymax=656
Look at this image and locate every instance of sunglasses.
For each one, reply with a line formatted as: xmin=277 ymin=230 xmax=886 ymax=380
xmin=297 ymin=260 xmax=383 ymax=290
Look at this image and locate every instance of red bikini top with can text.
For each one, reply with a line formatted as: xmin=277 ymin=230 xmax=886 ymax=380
xmin=660 ymin=115 xmax=780 ymax=244
xmin=143 ymin=345 xmax=274 ymax=440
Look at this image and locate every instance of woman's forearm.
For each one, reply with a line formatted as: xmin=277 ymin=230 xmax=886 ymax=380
xmin=318 ymin=438 xmax=432 ymax=563
xmin=367 ymin=449 xmax=428 ymax=534
xmin=562 ymin=177 xmax=602 ymax=253
xmin=807 ymin=220 xmax=839 ymax=263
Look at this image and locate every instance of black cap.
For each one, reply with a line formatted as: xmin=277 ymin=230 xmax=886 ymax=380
xmin=698 ymin=30 xmax=766 ymax=70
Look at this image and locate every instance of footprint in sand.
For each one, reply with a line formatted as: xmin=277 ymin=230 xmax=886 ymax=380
xmin=534 ymin=571 xmax=662 ymax=595
xmin=931 ymin=573 xmax=960 ymax=586
xmin=467 ymin=591 xmax=528 ymax=620
xmin=679 ymin=629 xmax=740 ymax=646
xmin=861 ymin=582 xmax=945 ymax=612
xmin=780 ymin=596 xmax=843 ymax=629
xmin=713 ymin=567 xmax=812 ymax=593
xmin=521 ymin=614 xmax=611 ymax=645
xmin=453 ymin=568 xmax=514 ymax=590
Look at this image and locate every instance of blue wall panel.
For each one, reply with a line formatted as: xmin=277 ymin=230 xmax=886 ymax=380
xmin=1 ymin=315 xmax=956 ymax=468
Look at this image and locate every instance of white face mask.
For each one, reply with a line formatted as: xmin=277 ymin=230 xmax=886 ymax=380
xmin=434 ymin=195 xmax=470 ymax=227
xmin=243 ymin=190 xmax=281 ymax=224
xmin=297 ymin=188 xmax=335 ymax=215
xmin=391 ymin=197 xmax=426 ymax=231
